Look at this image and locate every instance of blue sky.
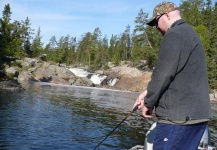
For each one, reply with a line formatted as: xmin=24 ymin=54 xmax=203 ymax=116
xmin=0 ymin=0 xmax=215 ymax=45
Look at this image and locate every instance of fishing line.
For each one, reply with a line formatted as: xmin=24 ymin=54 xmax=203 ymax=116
xmin=93 ymin=104 xmax=140 ymax=150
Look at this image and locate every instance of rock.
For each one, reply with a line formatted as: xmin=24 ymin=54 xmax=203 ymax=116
xmin=69 ymin=78 xmax=76 ymax=85
xmin=110 ymin=66 xmax=144 ymax=77
xmin=214 ymin=91 xmax=217 ymax=100
xmin=50 ymin=76 xmax=68 ymax=85
xmin=114 ymin=72 xmax=151 ymax=92
xmin=5 ymin=66 xmax=19 ymax=77
xmin=59 ymin=63 xmax=67 ymax=67
xmin=55 ymin=66 xmax=76 ymax=80
xmin=74 ymin=77 xmax=94 ymax=87
xmin=209 ymin=94 xmax=215 ymax=101
xmin=18 ymin=71 xmax=35 ymax=82
xmin=82 ymin=77 xmax=95 ymax=87
xmin=31 ymin=63 xmax=78 ymax=85
xmin=211 ymin=90 xmax=217 ymax=101
xmin=120 ymin=61 xmax=132 ymax=67
xmin=101 ymin=66 xmax=151 ymax=92
xmin=33 ymin=68 xmax=53 ymax=81
xmin=0 ymin=80 xmax=25 ymax=92
xmin=21 ymin=58 xmax=38 ymax=67
xmin=39 ymin=54 xmax=47 ymax=60
xmin=107 ymin=62 xmax=115 ymax=68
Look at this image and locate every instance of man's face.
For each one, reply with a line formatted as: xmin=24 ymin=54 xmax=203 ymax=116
xmin=154 ymin=13 xmax=168 ymax=35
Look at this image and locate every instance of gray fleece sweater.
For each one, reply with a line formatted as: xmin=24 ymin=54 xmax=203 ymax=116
xmin=145 ymin=19 xmax=211 ymax=121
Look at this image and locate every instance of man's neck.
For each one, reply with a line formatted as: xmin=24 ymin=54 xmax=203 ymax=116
xmin=168 ymin=18 xmax=181 ymax=29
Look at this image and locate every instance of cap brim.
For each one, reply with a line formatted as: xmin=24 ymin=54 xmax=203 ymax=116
xmin=147 ymin=17 xmax=156 ymax=26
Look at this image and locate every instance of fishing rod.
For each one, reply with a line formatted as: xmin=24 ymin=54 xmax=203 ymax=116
xmin=93 ymin=103 xmax=140 ymax=150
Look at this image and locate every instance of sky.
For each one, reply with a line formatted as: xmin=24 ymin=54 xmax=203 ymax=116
xmin=0 ymin=0 xmax=215 ymax=45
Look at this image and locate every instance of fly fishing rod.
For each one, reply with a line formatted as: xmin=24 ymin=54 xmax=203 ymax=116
xmin=93 ymin=103 xmax=140 ymax=150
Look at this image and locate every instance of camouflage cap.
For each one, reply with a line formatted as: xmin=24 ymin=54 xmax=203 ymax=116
xmin=147 ymin=1 xmax=179 ymax=26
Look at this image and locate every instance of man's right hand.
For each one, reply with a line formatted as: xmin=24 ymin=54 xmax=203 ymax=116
xmin=133 ymin=90 xmax=153 ymax=118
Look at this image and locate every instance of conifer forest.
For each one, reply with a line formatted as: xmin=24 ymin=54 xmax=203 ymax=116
xmin=0 ymin=0 xmax=216 ymax=89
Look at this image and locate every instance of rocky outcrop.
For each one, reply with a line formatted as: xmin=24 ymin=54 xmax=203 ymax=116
xmin=114 ymin=72 xmax=152 ymax=92
xmin=8 ymin=58 xmax=150 ymax=91
xmin=17 ymin=60 xmax=94 ymax=87
xmin=102 ymin=66 xmax=152 ymax=92
xmin=0 ymin=80 xmax=25 ymax=91
xmin=3 ymin=57 xmax=217 ymax=101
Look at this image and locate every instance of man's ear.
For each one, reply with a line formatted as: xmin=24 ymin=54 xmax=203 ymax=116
xmin=165 ymin=12 xmax=170 ymax=20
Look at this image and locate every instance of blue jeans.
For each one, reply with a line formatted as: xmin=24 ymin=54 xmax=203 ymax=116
xmin=153 ymin=122 xmax=207 ymax=150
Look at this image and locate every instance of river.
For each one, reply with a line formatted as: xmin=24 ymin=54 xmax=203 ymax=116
xmin=0 ymin=82 xmax=216 ymax=149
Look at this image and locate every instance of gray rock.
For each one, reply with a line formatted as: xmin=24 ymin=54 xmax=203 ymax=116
xmin=5 ymin=66 xmax=19 ymax=77
xmin=21 ymin=58 xmax=38 ymax=67
xmin=0 ymin=80 xmax=25 ymax=92
xmin=73 ymin=77 xmax=94 ymax=87
xmin=18 ymin=71 xmax=35 ymax=82
xmin=209 ymin=94 xmax=214 ymax=101
xmin=55 ymin=66 xmax=75 ymax=80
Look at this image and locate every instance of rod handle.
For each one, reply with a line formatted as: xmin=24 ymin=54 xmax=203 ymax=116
xmin=132 ymin=103 xmax=140 ymax=112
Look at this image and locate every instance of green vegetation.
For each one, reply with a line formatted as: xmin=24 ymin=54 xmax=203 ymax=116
xmin=0 ymin=0 xmax=217 ymax=89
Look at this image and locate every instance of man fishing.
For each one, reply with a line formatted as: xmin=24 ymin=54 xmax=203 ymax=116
xmin=133 ymin=1 xmax=211 ymax=149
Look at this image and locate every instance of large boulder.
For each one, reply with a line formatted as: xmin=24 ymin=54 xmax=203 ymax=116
xmin=0 ymin=80 xmax=25 ymax=91
xmin=18 ymin=71 xmax=35 ymax=82
xmin=109 ymin=66 xmax=144 ymax=77
xmin=74 ymin=77 xmax=94 ymax=87
xmin=114 ymin=72 xmax=151 ymax=92
xmin=5 ymin=66 xmax=19 ymax=77
xmin=31 ymin=63 xmax=89 ymax=86
xmin=33 ymin=67 xmax=54 ymax=82
xmin=55 ymin=66 xmax=76 ymax=80
xmin=21 ymin=58 xmax=39 ymax=67
xmin=102 ymin=66 xmax=152 ymax=92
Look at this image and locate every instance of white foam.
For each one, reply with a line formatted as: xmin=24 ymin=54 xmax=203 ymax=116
xmin=90 ymin=74 xmax=107 ymax=84
xmin=108 ymin=78 xmax=119 ymax=86
xmin=69 ymin=68 xmax=107 ymax=85
xmin=69 ymin=68 xmax=89 ymax=77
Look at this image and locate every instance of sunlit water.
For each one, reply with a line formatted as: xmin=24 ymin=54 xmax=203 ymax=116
xmin=0 ymin=82 xmax=216 ymax=150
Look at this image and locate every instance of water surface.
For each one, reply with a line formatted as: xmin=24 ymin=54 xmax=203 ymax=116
xmin=0 ymin=82 xmax=216 ymax=149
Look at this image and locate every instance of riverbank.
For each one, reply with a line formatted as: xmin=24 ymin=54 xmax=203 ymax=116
xmin=2 ymin=57 xmax=217 ymax=101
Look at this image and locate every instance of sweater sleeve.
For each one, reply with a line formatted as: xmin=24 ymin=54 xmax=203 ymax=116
xmin=145 ymin=32 xmax=188 ymax=108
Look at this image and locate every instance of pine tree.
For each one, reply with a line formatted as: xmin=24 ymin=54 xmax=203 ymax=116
xmin=180 ymin=0 xmax=204 ymax=26
xmin=31 ymin=27 xmax=44 ymax=57
xmin=207 ymin=1 xmax=217 ymax=89
xmin=76 ymin=32 xmax=92 ymax=66
xmin=132 ymin=8 xmax=156 ymax=65
xmin=0 ymin=3 xmax=13 ymax=57
xmin=0 ymin=4 xmax=24 ymax=59
xmin=65 ymin=37 xmax=77 ymax=65
xmin=21 ymin=17 xmax=34 ymax=57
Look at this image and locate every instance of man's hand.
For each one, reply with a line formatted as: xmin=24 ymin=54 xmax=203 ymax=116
xmin=133 ymin=90 xmax=153 ymax=118
xmin=133 ymin=90 xmax=147 ymax=110
xmin=141 ymin=106 xmax=153 ymax=118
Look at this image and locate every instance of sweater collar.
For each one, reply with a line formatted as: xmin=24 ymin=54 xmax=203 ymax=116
xmin=168 ymin=19 xmax=186 ymax=29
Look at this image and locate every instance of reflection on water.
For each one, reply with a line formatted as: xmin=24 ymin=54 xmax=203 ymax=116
xmin=0 ymin=82 xmax=216 ymax=149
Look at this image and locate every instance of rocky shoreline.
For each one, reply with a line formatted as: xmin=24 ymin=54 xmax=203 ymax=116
xmin=1 ymin=57 xmax=217 ymax=101
xmin=0 ymin=80 xmax=25 ymax=92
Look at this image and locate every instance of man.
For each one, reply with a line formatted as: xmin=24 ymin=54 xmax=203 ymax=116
xmin=133 ymin=1 xmax=211 ymax=150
